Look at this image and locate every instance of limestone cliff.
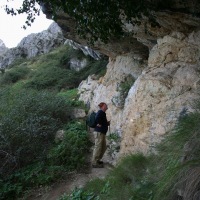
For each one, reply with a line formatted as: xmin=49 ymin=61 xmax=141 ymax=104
xmin=0 ymin=22 xmax=64 ymax=70
xmin=42 ymin=3 xmax=200 ymax=160
xmin=78 ymin=31 xmax=200 ymax=159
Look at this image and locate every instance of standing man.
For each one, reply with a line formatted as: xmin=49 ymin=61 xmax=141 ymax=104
xmin=92 ymin=102 xmax=110 ymax=168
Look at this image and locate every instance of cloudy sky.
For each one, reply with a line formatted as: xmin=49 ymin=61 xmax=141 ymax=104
xmin=0 ymin=0 xmax=53 ymax=48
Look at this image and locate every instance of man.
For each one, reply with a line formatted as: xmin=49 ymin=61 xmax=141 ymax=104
xmin=92 ymin=102 xmax=110 ymax=168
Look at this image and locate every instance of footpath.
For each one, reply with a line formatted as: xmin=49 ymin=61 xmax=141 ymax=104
xmin=26 ymin=131 xmax=114 ymax=200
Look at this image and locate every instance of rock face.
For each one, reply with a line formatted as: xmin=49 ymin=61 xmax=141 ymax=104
xmin=0 ymin=39 xmax=8 ymax=55
xmin=18 ymin=22 xmax=64 ymax=58
xmin=0 ymin=22 xmax=65 ymax=70
xmin=78 ymin=31 xmax=200 ymax=158
xmin=50 ymin=2 xmax=200 ymax=160
xmin=64 ymin=39 xmax=101 ymax=60
xmin=120 ymin=31 xmax=200 ymax=155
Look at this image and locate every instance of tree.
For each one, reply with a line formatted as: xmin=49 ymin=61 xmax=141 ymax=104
xmin=4 ymin=0 xmax=200 ymax=43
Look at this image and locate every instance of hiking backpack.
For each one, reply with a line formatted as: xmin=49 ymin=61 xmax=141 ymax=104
xmin=86 ymin=111 xmax=97 ymax=128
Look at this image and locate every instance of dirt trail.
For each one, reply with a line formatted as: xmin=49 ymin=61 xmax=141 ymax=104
xmin=26 ymin=132 xmax=114 ymax=200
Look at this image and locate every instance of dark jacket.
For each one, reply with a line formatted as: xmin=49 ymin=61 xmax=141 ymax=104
xmin=94 ymin=110 xmax=108 ymax=134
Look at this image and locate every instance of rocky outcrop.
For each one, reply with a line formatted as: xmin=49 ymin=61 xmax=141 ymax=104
xmin=0 ymin=39 xmax=8 ymax=55
xmin=78 ymin=30 xmax=200 ymax=159
xmin=18 ymin=22 xmax=64 ymax=58
xmin=0 ymin=22 xmax=65 ymax=70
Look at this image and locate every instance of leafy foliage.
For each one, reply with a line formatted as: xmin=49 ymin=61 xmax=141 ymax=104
xmin=0 ymin=87 xmax=70 ymax=177
xmin=25 ymin=65 xmax=78 ymax=90
xmin=48 ymin=121 xmax=92 ymax=171
xmin=0 ymin=45 xmax=108 ymax=92
xmin=5 ymin=0 xmax=200 ymax=44
xmin=0 ymin=163 xmax=64 ymax=200
xmin=0 ymin=118 xmax=90 ymax=199
xmin=0 ymin=120 xmax=91 ymax=200
xmin=58 ymin=188 xmax=96 ymax=200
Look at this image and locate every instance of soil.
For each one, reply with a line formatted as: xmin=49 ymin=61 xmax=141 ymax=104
xmin=23 ymin=131 xmax=114 ymax=200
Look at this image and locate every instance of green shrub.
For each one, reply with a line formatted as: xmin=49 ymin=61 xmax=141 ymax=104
xmin=33 ymin=45 xmax=72 ymax=69
xmin=48 ymin=121 xmax=91 ymax=171
xmin=57 ymin=89 xmax=84 ymax=107
xmin=0 ymin=163 xmax=65 ymax=200
xmin=0 ymin=88 xmax=70 ymax=177
xmin=58 ymin=188 xmax=97 ymax=200
xmin=0 ymin=120 xmax=91 ymax=200
xmin=0 ymin=66 xmax=30 ymax=84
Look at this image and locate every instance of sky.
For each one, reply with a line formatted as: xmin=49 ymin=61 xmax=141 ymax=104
xmin=0 ymin=0 xmax=53 ymax=48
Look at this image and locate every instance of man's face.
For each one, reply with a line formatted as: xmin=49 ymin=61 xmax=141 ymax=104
xmin=102 ymin=104 xmax=108 ymax=111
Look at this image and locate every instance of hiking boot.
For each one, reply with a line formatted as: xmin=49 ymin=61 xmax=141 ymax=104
xmin=92 ymin=163 xmax=104 ymax=168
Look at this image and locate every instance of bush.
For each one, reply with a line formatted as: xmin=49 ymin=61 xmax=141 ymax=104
xmin=0 ymin=66 xmax=30 ymax=84
xmin=0 ymin=87 xmax=70 ymax=177
xmin=0 ymin=120 xmax=91 ymax=200
xmin=48 ymin=121 xmax=91 ymax=171
xmin=57 ymin=89 xmax=84 ymax=107
xmin=0 ymin=163 xmax=65 ymax=200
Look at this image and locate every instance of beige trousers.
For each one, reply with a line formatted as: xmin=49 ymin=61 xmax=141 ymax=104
xmin=92 ymin=132 xmax=107 ymax=165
